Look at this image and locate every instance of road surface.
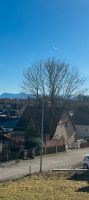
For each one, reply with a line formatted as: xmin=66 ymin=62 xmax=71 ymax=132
xmin=0 ymin=147 xmax=89 ymax=181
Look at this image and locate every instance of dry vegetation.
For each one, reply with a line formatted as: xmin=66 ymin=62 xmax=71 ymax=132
xmin=0 ymin=173 xmax=89 ymax=200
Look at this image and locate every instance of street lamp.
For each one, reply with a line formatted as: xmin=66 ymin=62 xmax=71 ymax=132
xmin=40 ymin=100 xmax=44 ymax=172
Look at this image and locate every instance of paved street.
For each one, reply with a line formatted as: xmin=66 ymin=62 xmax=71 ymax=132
xmin=0 ymin=147 xmax=89 ymax=181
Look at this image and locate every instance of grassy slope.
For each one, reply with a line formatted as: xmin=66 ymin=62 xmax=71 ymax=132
xmin=0 ymin=174 xmax=89 ymax=200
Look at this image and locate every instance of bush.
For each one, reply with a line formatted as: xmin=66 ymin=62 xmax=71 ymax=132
xmin=19 ymin=149 xmax=24 ymax=159
xmin=25 ymin=137 xmax=41 ymax=155
xmin=34 ymin=138 xmax=41 ymax=155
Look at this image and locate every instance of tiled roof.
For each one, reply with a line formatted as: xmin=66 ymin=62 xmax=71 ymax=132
xmin=0 ymin=118 xmax=19 ymax=129
xmin=71 ymin=106 xmax=89 ymax=125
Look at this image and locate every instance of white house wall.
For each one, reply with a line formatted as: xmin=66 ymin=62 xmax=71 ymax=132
xmin=54 ymin=120 xmax=67 ymax=140
xmin=54 ymin=119 xmax=75 ymax=145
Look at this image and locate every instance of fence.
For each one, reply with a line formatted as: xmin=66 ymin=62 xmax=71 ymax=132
xmin=0 ymin=144 xmax=66 ymax=162
xmin=43 ymin=145 xmax=65 ymax=155
xmin=80 ymin=142 xmax=89 ymax=148
xmin=0 ymin=150 xmax=23 ymax=162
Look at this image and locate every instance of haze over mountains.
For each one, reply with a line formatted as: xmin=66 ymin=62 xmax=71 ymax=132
xmin=0 ymin=92 xmax=30 ymax=99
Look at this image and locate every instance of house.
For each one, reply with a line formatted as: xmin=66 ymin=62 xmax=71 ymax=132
xmin=0 ymin=130 xmax=24 ymax=161
xmin=53 ymin=111 xmax=77 ymax=148
xmin=0 ymin=117 xmax=19 ymax=132
xmin=71 ymin=106 xmax=89 ymax=140
xmin=54 ymin=106 xmax=89 ymax=148
xmin=4 ymin=134 xmax=24 ymax=160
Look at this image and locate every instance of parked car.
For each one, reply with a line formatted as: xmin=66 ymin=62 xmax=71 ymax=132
xmin=82 ymin=154 xmax=89 ymax=169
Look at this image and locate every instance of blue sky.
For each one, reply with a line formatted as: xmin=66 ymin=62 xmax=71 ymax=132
xmin=0 ymin=0 xmax=89 ymax=94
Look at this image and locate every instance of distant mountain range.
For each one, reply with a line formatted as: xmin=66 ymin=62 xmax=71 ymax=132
xmin=0 ymin=92 xmax=31 ymax=99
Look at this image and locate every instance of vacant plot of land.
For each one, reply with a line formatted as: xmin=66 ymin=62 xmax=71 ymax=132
xmin=0 ymin=173 xmax=89 ymax=200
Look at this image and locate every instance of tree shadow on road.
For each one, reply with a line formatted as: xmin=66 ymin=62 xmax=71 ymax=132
xmin=76 ymin=186 xmax=89 ymax=193
xmin=68 ymin=171 xmax=89 ymax=193
xmin=69 ymin=171 xmax=89 ymax=181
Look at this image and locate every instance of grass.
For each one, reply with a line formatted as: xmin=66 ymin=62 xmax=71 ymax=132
xmin=0 ymin=172 xmax=89 ymax=200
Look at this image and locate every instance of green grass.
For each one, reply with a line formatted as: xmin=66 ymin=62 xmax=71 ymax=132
xmin=0 ymin=173 xmax=89 ymax=200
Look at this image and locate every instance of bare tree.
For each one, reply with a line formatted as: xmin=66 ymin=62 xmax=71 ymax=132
xmin=22 ymin=61 xmax=45 ymax=100
xmin=22 ymin=57 xmax=86 ymax=138
xmin=61 ymin=67 xmax=86 ymax=102
xmin=22 ymin=57 xmax=86 ymax=105
xmin=44 ymin=58 xmax=66 ymax=104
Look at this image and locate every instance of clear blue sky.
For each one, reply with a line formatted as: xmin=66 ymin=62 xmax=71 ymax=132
xmin=0 ymin=0 xmax=89 ymax=94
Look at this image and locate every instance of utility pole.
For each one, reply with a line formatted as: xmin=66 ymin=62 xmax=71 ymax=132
xmin=40 ymin=99 xmax=44 ymax=172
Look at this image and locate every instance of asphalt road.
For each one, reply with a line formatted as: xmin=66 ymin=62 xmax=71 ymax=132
xmin=0 ymin=147 xmax=89 ymax=181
